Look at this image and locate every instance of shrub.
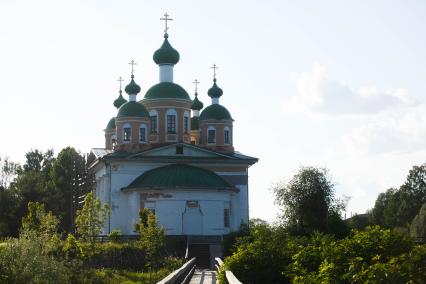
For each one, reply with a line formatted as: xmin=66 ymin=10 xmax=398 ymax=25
xmin=108 ymin=229 xmax=122 ymax=243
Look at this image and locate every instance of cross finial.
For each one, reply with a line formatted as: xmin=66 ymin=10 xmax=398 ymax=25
xmin=129 ymin=60 xmax=136 ymax=76
xmin=211 ymin=64 xmax=219 ymax=79
xmin=160 ymin=13 xmax=173 ymax=35
xmin=193 ymin=79 xmax=200 ymax=92
xmin=117 ymin=76 xmax=124 ymax=91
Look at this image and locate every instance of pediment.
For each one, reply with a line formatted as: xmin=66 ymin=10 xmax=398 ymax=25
xmin=129 ymin=143 xmax=231 ymax=159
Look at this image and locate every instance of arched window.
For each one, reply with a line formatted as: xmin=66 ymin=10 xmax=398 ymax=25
xmin=166 ymin=109 xmax=177 ymax=134
xmin=207 ymin=126 xmax=216 ymax=144
xmin=139 ymin=124 xmax=147 ymax=143
xmin=149 ymin=110 xmax=158 ymax=134
xmin=183 ymin=111 xmax=190 ymax=134
xmin=224 ymin=127 xmax=231 ymax=145
xmin=111 ymin=134 xmax=116 ymax=147
xmin=123 ymin=123 xmax=131 ymax=142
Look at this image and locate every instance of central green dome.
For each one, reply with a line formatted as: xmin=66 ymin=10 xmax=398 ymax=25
xmin=153 ymin=35 xmax=180 ymax=65
xmin=117 ymin=101 xmax=149 ymax=118
xmin=191 ymin=92 xmax=204 ymax=110
xmin=199 ymin=104 xmax=233 ymax=120
xmin=144 ymin=82 xmax=191 ymax=100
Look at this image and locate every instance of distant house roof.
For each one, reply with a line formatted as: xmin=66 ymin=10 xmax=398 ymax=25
xmin=122 ymin=163 xmax=236 ymax=191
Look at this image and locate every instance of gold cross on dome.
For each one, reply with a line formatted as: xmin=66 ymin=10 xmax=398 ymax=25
xmin=193 ymin=79 xmax=200 ymax=92
xmin=211 ymin=64 xmax=219 ymax=79
xmin=128 ymin=60 xmax=136 ymax=75
xmin=160 ymin=13 xmax=173 ymax=34
xmin=117 ymin=76 xmax=124 ymax=90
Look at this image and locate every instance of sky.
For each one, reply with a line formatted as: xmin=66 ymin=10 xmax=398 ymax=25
xmin=1 ymin=0 xmax=425 ymax=222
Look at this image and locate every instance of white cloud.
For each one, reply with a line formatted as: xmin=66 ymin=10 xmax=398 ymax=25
xmin=342 ymin=104 xmax=426 ymax=155
xmin=286 ymin=63 xmax=418 ymax=115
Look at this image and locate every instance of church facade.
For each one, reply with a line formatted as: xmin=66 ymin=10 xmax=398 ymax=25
xmin=88 ymin=22 xmax=257 ymax=236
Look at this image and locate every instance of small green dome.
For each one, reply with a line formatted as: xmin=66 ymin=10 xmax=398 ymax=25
xmin=191 ymin=117 xmax=199 ymax=130
xmin=124 ymin=75 xmax=141 ymax=95
xmin=191 ymin=92 xmax=204 ymax=110
xmin=153 ymin=35 xmax=180 ymax=65
xmin=207 ymin=79 xmax=223 ymax=98
xmin=113 ymin=91 xmax=128 ymax=108
xmin=106 ymin=117 xmax=116 ymax=130
xmin=117 ymin=101 xmax=149 ymax=118
xmin=144 ymin=82 xmax=191 ymax=100
xmin=200 ymin=104 xmax=232 ymax=120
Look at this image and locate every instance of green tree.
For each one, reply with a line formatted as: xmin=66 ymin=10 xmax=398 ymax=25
xmin=21 ymin=202 xmax=59 ymax=238
xmin=75 ymin=192 xmax=109 ymax=249
xmin=49 ymin=147 xmax=86 ymax=232
xmin=273 ymin=166 xmax=346 ymax=235
xmin=139 ymin=212 xmax=165 ymax=272
xmin=371 ymin=164 xmax=426 ymax=230
xmin=410 ymin=203 xmax=426 ymax=241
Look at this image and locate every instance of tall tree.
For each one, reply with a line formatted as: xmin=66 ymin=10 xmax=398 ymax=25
xmin=273 ymin=166 xmax=346 ymax=235
xmin=371 ymin=164 xmax=426 ymax=230
xmin=49 ymin=147 xmax=85 ymax=232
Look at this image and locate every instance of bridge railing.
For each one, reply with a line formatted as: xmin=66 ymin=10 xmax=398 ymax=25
xmin=157 ymin=257 xmax=196 ymax=284
xmin=215 ymin=257 xmax=243 ymax=284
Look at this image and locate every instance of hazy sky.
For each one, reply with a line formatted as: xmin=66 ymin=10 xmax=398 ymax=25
xmin=1 ymin=0 xmax=425 ymax=221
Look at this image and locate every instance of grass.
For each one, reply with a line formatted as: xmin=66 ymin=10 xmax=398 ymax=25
xmin=93 ymin=268 xmax=174 ymax=284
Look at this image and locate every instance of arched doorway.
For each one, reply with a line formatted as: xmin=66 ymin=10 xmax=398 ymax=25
xmin=182 ymin=201 xmax=203 ymax=235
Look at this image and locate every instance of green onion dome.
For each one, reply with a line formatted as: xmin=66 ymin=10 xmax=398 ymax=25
xmin=113 ymin=91 xmax=128 ymax=109
xmin=124 ymin=75 xmax=141 ymax=95
xmin=191 ymin=117 xmax=199 ymax=130
xmin=191 ymin=92 xmax=204 ymax=110
xmin=106 ymin=117 xmax=116 ymax=130
xmin=144 ymin=82 xmax=191 ymax=100
xmin=153 ymin=34 xmax=180 ymax=65
xmin=207 ymin=78 xmax=223 ymax=98
xmin=199 ymin=104 xmax=233 ymax=120
xmin=117 ymin=101 xmax=149 ymax=118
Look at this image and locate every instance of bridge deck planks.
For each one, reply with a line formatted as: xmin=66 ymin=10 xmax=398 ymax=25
xmin=189 ymin=269 xmax=217 ymax=284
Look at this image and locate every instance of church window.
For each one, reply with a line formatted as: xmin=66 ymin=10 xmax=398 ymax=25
xmin=123 ymin=123 xmax=131 ymax=142
xmin=150 ymin=116 xmax=157 ymax=133
xmin=184 ymin=111 xmax=190 ymax=134
xmin=224 ymin=208 xmax=230 ymax=228
xmin=166 ymin=109 xmax=177 ymax=134
xmin=149 ymin=110 xmax=158 ymax=134
xmin=207 ymin=127 xmax=216 ymax=144
xmin=139 ymin=124 xmax=147 ymax=143
xmin=176 ymin=145 xmax=184 ymax=154
xmin=224 ymin=127 xmax=231 ymax=145
xmin=111 ymin=134 xmax=116 ymax=147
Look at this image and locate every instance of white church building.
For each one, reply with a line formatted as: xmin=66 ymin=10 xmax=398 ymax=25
xmin=88 ymin=17 xmax=257 ymax=237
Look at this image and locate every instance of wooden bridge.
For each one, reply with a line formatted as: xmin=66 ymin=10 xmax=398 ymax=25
xmin=157 ymin=257 xmax=242 ymax=284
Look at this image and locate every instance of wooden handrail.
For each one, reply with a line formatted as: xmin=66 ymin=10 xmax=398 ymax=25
xmin=214 ymin=257 xmax=243 ymax=284
xmin=157 ymin=257 xmax=196 ymax=284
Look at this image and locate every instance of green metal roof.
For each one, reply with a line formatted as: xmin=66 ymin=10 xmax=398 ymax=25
xmin=106 ymin=117 xmax=116 ymax=130
xmin=124 ymin=75 xmax=141 ymax=95
xmin=207 ymin=79 xmax=223 ymax=98
xmin=199 ymin=104 xmax=232 ymax=120
xmin=153 ymin=35 xmax=180 ymax=65
xmin=117 ymin=101 xmax=149 ymax=118
xmin=113 ymin=91 xmax=127 ymax=109
xmin=144 ymin=82 xmax=191 ymax=100
xmin=191 ymin=117 xmax=199 ymax=130
xmin=191 ymin=92 xmax=204 ymax=110
xmin=123 ymin=163 xmax=234 ymax=190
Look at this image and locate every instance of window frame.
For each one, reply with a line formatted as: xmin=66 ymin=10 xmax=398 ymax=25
xmin=123 ymin=123 xmax=132 ymax=143
xmin=224 ymin=126 xmax=231 ymax=145
xmin=149 ymin=110 xmax=158 ymax=134
xmin=139 ymin=124 xmax=147 ymax=143
xmin=207 ymin=126 xmax=216 ymax=144
xmin=166 ymin=109 xmax=177 ymax=134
